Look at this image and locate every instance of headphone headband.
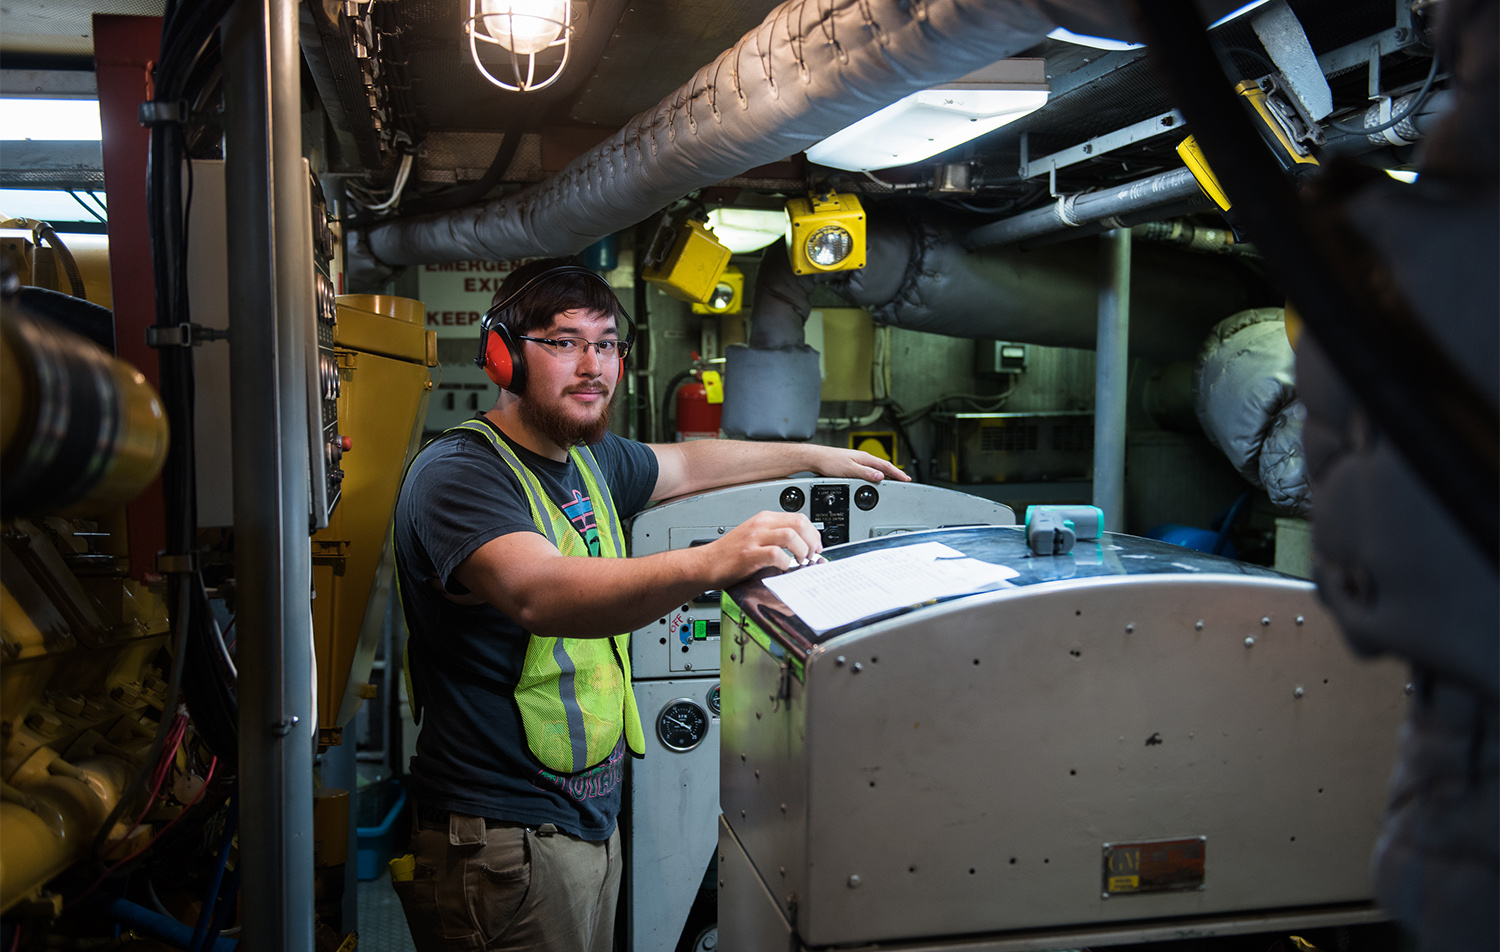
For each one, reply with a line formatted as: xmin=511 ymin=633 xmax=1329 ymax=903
xmin=475 ymin=263 xmax=633 ymax=394
xmin=480 ymin=265 xmax=634 ymax=342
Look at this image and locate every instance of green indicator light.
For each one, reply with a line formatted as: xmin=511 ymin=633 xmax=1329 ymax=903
xmin=693 ymin=620 xmax=708 ymax=640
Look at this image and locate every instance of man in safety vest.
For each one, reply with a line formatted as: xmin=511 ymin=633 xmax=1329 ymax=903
xmin=392 ymin=257 xmax=907 ymax=952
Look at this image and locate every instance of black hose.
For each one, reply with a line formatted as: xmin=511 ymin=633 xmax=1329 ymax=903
xmin=659 ymin=369 xmax=697 ymax=443
xmin=1128 ymin=0 xmax=1498 ymax=566
xmin=35 ymin=223 xmax=87 ymax=300
xmin=1325 ymin=52 xmax=1441 ymax=136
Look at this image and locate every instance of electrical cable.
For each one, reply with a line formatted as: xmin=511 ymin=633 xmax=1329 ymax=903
xmin=1325 ymin=52 xmax=1441 ymax=135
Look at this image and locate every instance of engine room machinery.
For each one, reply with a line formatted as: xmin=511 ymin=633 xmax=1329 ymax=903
xmin=626 ymin=479 xmax=1014 ymax=952
xmin=718 ymin=526 xmax=1407 ymax=951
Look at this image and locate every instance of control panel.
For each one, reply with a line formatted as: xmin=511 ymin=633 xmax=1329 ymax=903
xmin=629 ymin=478 xmax=1014 ymax=679
xmin=307 ymin=167 xmax=343 ymax=529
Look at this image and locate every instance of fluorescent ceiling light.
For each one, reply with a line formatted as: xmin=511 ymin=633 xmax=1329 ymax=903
xmin=1208 ymin=0 xmax=1273 ymax=29
xmin=0 ymin=99 xmax=101 ymax=140
xmin=806 ymin=60 xmax=1048 ymax=172
xmin=1046 ymin=27 xmax=1143 ymax=51
xmin=705 ymin=207 xmax=785 ymax=253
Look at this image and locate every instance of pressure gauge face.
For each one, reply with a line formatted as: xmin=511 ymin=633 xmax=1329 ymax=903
xmin=657 ymin=698 xmax=709 ymax=752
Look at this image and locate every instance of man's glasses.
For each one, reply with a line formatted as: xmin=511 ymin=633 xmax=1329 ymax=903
xmin=516 ymin=335 xmax=632 ymax=361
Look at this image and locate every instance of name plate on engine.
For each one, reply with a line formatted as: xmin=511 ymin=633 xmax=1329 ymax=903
xmin=1102 ymin=837 xmax=1206 ymax=897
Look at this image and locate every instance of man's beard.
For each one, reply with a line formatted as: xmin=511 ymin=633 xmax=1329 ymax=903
xmin=519 ymin=387 xmax=613 ymax=448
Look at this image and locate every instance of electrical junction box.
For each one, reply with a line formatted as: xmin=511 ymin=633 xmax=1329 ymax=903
xmin=976 ymin=339 xmax=1029 ymax=375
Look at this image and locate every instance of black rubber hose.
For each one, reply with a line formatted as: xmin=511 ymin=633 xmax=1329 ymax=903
xmin=659 ymin=369 xmax=696 ymax=444
xmin=1128 ymin=0 xmax=1498 ymax=566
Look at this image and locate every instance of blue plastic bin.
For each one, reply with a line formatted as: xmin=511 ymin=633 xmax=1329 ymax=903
xmin=356 ymin=784 xmax=408 ymax=880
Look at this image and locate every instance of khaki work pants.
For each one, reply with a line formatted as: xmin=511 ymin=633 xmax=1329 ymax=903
xmin=395 ymin=810 xmax=621 ymax=952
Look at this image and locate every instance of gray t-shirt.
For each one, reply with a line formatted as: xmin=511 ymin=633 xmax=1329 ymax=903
xmin=394 ymin=416 xmax=658 ymax=838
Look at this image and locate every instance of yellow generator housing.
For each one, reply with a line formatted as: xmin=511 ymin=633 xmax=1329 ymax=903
xmin=311 ymin=295 xmax=435 ymax=746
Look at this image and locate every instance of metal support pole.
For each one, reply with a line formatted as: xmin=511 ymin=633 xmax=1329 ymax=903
xmin=223 ymin=0 xmax=317 ymax=948
xmin=1093 ymin=229 xmax=1131 ymax=532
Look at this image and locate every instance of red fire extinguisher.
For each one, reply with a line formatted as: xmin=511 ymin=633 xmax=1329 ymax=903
xmin=675 ymin=377 xmax=722 ymax=441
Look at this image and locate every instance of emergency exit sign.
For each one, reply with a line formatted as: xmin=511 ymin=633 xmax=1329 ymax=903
xmin=417 ymin=259 xmax=533 ymax=336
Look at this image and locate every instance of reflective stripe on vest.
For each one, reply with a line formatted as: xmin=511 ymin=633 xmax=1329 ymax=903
xmin=448 ymin=420 xmax=646 ymax=773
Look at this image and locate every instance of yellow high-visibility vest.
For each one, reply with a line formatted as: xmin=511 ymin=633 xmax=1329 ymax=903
xmin=445 ymin=420 xmax=645 ymax=773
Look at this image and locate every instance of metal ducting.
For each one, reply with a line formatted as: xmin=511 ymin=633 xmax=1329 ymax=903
xmin=357 ymin=0 xmax=1057 ymax=275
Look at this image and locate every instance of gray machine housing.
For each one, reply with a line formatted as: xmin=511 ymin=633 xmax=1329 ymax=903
xmin=719 ymin=527 xmax=1406 ymax=950
xmin=627 ymin=479 xmax=1014 ymax=952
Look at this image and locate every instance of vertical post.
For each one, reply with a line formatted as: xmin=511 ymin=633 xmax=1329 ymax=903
xmin=223 ymin=0 xmax=317 ymax=949
xmin=1093 ymin=229 xmax=1131 ymax=532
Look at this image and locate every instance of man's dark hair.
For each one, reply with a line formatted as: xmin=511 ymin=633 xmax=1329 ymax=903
xmin=491 ymin=257 xmax=626 ymax=336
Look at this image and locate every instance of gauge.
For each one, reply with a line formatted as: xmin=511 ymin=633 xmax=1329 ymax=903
xmin=657 ymin=698 xmax=709 ymax=752
xmin=707 ymin=684 xmax=721 ymax=716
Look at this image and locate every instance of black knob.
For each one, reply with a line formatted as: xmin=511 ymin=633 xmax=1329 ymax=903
xmin=854 ymin=485 xmax=879 ymax=511
xmin=779 ymin=486 xmax=805 ymax=512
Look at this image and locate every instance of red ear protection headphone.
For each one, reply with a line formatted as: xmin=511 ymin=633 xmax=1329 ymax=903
xmin=474 ymin=265 xmax=634 ymax=394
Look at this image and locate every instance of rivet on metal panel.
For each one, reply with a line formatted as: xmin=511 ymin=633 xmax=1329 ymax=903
xmin=756 ymin=711 xmax=761 ymax=719
xmin=780 ymin=866 xmax=786 ymax=876
xmin=741 ymin=810 xmax=746 ymax=818
xmin=684 ymin=662 xmax=692 ymax=670
xmin=1293 ymin=686 xmax=1305 ymax=698
xmin=1101 ymin=891 xmax=1110 ymax=900
xmin=754 ymin=769 xmax=760 ymax=778
xmin=1295 ymin=615 xmax=1305 ymax=625
xmin=1405 ymin=683 xmax=1414 ymax=695
xmin=836 ymin=655 xmax=846 ymax=665
xmin=852 ymin=662 xmax=863 ymax=673
xmin=780 ymin=803 xmax=787 ymax=812
xmin=741 ymin=753 xmax=746 ymax=761
xmin=1125 ymin=623 xmax=1134 ymax=634
xmin=847 ymin=875 xmax=861 ymax=888
xmin=1195 ymin=620 xmax=1204 ymax=631
xmin=1261 ymin=616 xmax=1271 ymax=626
xmin=1244 ymin=636 xmax=1256 ymax=648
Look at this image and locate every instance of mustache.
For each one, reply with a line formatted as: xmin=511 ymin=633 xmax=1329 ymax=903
xmin=566 ymin=384 xmax=609 ymax=395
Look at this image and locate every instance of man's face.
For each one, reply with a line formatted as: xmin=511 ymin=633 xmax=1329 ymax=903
xmin=516 ymin=308 xmax=619 ymax=448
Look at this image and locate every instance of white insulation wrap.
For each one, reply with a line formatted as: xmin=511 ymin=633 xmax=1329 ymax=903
xmin=363 ymin=0 xmax=1068 ymax=267
xmin=1194 ymin=308 xmax=1310 ymax=513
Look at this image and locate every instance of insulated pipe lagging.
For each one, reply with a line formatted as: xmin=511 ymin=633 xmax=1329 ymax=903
xmin=362 ymin=0 xmax=1058 ymax=269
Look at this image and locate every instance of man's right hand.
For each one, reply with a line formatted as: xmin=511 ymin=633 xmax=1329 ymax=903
xmin=700 ymin=510 xmax=823 ymax=587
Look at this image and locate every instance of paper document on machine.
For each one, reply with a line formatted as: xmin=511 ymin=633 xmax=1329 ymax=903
xmin=764 ymin=541 xmax=1019 ymax=634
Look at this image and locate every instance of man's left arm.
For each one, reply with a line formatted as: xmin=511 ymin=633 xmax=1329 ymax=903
xmin=649 ymin=439 xmax=909 ymax=502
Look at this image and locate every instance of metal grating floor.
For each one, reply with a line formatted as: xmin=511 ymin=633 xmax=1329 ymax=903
xmin=357 ymin=875 xmax=417 ymax=952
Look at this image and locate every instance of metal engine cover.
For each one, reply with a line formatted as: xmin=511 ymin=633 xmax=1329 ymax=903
xmin=720 ymin=527 xmax=1405 ymax=948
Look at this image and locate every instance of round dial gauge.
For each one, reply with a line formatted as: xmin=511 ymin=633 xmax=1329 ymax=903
xmin=657 ymin=698 xmax=709 ymax=752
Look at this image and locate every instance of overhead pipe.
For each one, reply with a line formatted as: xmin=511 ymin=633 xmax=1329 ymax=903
xmin=962 ymin=167 xmax=1212 ymax=250
xmin=723 ymin=210 xmax=1272 ymax=438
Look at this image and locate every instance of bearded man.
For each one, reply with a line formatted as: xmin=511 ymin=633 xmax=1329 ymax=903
xmin=391 ymin=258 xmax=905 ymax=952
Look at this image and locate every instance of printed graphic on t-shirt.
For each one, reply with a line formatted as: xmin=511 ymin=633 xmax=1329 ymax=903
xmin=561 ymin=489 xmax=600 ymax=556
xmin=532 ymin=737 xmax=624 ymax=801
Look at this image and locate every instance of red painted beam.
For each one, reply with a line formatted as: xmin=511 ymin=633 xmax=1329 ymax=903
xmin=94 ymin=15 xmax=167 ymax=583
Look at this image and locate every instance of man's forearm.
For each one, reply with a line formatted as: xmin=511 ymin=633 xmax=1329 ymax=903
xmin=652 ymin=438 xmax=904 ymax=501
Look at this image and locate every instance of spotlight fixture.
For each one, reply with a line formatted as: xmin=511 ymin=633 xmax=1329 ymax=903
xmin=784 ymin=191 xmax=866 ymax=275
xmin=692 ymin=267 xmax=744 ymax=315
xmin=641 ymin=216 xmax=732 ymax=304
xmin=466 ymin=0 xmax=572 ymax=92
xmin=805 ymin=59 xmax=1048 ymax=172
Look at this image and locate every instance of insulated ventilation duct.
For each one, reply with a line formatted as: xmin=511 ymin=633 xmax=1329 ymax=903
xmin=722 ymin=210 xmax=1273 ymax=439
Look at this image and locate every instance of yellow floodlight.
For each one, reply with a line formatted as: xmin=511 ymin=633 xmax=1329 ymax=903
xmin=691 ymin=267 xmax=743 ymax=315
xmin=641 ymin=217 xmax=732 ymax=304
xmin=785 ymin=191 xmax=866 ymax=275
